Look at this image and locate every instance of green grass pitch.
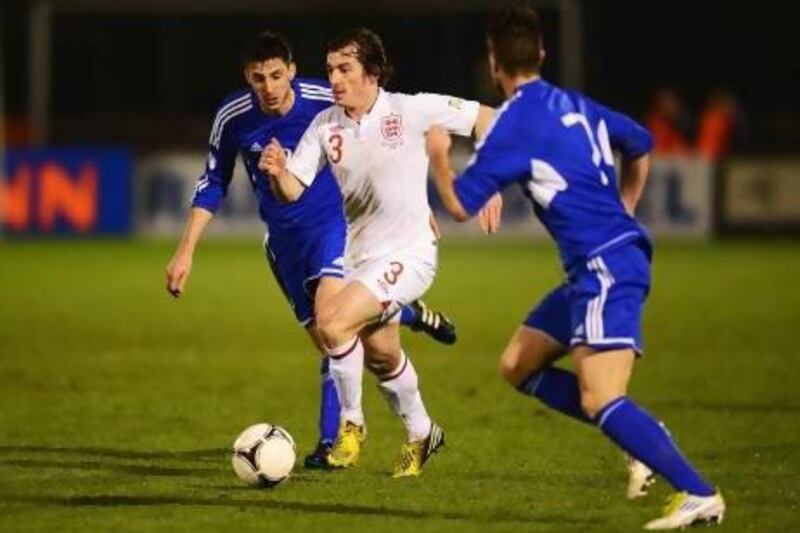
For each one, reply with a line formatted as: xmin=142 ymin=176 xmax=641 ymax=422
xmin=1 ymin=238 xmax=798 ymax=531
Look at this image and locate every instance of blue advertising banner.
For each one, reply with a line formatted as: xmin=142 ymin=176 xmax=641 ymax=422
xmin=1 ymin=148 xmax=132 ymax=236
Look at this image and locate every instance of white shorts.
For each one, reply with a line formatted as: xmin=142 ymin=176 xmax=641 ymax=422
xmin=346 ymin=240 xmax=437 ymax=322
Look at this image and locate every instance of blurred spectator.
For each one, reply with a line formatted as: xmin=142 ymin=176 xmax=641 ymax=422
xmin=646 ymin=87 xmax=694 ymax=155
xmin=696 ymin=88 xmax=740 ymax=162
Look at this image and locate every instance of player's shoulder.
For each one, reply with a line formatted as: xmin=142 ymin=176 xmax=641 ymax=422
xmin=509 ymin=79 xmax=574 ymax=124
xmin=295 ymin=77 xmax=331 ymax=92
xmin=295 ymin=78 xmax=333 ymax=102
xmin=214 ymin=88 xmax=255 ymax=115
xmin=208 ymin=89 xmax=255 ymax=147
xmin=388 ymin=91 xmax=464 ymax=117
xmin=393 ymin=90 xmax=465 ymax=107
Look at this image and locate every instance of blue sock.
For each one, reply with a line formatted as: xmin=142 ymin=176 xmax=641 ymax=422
xmin=596 ymin=397 xmax=715 ymax=496
xmin=399 ymin=305 xmax=416 ymax=326
xmin=318 ymin=357 xmax=340 ymax=444
xmin=519 ymin=367 xmax=591 ymax=424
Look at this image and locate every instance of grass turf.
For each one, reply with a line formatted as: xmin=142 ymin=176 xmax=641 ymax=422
xmin=0 ymin=238 xmax=798 ymax=531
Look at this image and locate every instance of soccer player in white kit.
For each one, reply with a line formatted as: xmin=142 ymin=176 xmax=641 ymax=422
xmin=261 ymin=28 xmax=494 ymax=477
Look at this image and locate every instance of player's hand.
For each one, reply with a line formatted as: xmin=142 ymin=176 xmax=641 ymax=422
xmin=477 ymin=193 xmax=503 ymax=235
xmin=259 ymin=138 xmax=286 ymax=177
xmin=166 ymin=252 xmax=193 ymax=298
xmin=425 ymin=125 xmax=452 ymax=162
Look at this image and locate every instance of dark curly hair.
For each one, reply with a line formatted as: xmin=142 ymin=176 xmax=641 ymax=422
xmin=241 ymin=30 xmax=293 ymax=68
xmin=326 ymin=28 xmax=393 ymax=86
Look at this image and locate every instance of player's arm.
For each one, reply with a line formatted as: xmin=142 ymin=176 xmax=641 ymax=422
xmin=260 ymin=116 xmax=327 ymax=202
xmin=428 ymin=107 xmax=527 ymax=224
xmin=597 ymin=103 xmax=654 ymax=215
xmin=259 ymin=139 xmax=306 ymax=202
xmin=474 ymin=105 xmax=496 ymax=140
xmin=619 ymin=153 xmax=650 ymax=216
xmin=166 ymin=207 xmax=214 ymax=298
xmin=471 ymin=106 xmax=503 ymax=232
xmin=426 ymin=127 xmax=502 ymax=233
xmin=167 ymin=113 xmax=238 ymax=298
xmin=413 ymin=93 xmax=502 ymax=232
xmin=426 ymin=125 xmax=470 ymax=222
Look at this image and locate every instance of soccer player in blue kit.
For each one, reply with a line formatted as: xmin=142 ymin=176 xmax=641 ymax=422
xmin=425 ymin=5 xmax=725 ymax=530
xmin=165 ymin=31 xmax=456 ymax=469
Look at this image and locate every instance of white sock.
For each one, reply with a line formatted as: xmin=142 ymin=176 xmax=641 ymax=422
xmin=327 ymin=337 xmax=365 ymax=427
xmin=377 ymin=351 xmax=431 ymax=442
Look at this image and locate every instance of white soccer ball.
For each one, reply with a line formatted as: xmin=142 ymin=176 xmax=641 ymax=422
xmin=231 ymin=423 xmax=296 ymax=487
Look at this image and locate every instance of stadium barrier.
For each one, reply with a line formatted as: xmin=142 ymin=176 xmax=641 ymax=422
xmin=132 ymin=149 xmax=717 ymax=239
xmin=1 ymin=148 xmax=132 ymax=236
xmin=720 ymin=158 xmax=800 ymax=233
xmin=6 ymin=149 xmax=796 ymax=239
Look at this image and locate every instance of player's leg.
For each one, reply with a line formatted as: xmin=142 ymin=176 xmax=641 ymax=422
xmin=263 ymin=231 xmax=345 ymax=470
xmin=500 ymin=285 xmax=590 ymax=423
xmin=360 ymin=319 xmax=444 ymax=477
xmin=570 ymin=246 xmax=722 ymax=528
xmin=302 ymin=275 xmax=347 ymax=468
xmin=502 ymin=289 xmax=652 ymax=497
xmin=573 ymin=347 xmax=723 ymax=528
xmin=314 ymin=280 xmax=386 ymax=468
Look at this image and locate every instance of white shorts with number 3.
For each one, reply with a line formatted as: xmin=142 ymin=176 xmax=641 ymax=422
xmin=346 ymin=240 xmax=437 ymax=323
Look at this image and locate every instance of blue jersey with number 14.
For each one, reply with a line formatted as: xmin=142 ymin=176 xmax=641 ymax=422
xmin=455 ymin=79 xmax=653 ymax=273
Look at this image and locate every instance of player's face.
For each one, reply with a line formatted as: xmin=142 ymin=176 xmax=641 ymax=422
xmin=245 ymin=58 xmax=296 ymax=115
xmin=326 ymin=46 xmax=377 ymax=110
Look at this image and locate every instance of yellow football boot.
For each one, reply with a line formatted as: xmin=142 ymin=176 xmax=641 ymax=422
xmin=327 ymin=421 xmax=366 ymax=469
xmin=392 ymin=423 xmax=445 ymax=478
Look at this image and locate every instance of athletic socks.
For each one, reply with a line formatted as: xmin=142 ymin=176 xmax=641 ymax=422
xmin=326 ymin=336 xmax=365 ymax=427
xmin=318 ymin=357 xmax=340 ymax=444
xmin=377 ymin=351 xmax=432 ymax=442
xmin=519 ymin=367 xmax=591 ymax=424
xmin=596 ymin=396 xmax=716 ymax=496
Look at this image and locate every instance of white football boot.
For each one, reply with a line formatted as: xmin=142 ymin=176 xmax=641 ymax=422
xmin=644 ymin=491 xmax=726 ymax=530
xmin=626 ymin=454 xmax=656 ymax=499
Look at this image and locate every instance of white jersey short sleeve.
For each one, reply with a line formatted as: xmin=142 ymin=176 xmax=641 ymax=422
xmin=286 ymin=112 xmax=329 ymax=187
xmin=408 ymin=93 xmax=480 ymax=136
xmin=300 ymin=90 xmax=479 ymax=276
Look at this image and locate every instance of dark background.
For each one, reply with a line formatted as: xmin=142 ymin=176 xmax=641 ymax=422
xmin=2 ymin=0 xmax=797 ymax=152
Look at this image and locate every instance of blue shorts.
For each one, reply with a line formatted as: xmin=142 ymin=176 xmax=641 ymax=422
xmin=263 ymin=222 xmax=346 ymax=326
xmin=524 ymin=244 xmax=651 ymax=354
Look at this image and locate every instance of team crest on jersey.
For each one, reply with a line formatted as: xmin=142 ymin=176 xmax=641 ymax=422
xmin=380 ymin=113 xmax=403 ymax=148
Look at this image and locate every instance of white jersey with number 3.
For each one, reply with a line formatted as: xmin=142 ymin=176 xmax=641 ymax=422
xmin=287 ymin=89 xmax=479 ymax=267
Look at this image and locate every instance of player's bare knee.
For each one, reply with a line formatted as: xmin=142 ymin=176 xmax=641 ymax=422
xmin=365 ymin=350 xmax=396 ymax=377
xmin=580 ymin=391 xmax=602 ymax=420
xmin=316 ymin=308 xmax=348 ymax=348
xmin=499 ymin=352 xmax=524 ymax=387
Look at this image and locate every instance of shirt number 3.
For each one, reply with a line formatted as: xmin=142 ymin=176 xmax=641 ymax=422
xmin=328 ymin=133 xmax=344 ymax=164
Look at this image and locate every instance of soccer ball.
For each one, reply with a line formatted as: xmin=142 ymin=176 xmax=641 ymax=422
xmin=231 ymin=423 xmax=296 ymax=487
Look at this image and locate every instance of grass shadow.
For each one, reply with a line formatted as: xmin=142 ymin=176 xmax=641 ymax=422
xmin=0 ymin=458 xmax=218 ymax=477
xmin=0 ymin=445 xmax=226 ymax=461
xmin=0 ymin=493 xmax=601 ymax=526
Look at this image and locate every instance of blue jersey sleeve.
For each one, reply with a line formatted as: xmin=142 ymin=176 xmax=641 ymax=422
xmin=594 ymin=102 xmax=653 ymax=159
xmin=191 ymin=106 xmax=239 ymax=213
xmin=454 ymin=104 xmax=530 ymax=216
